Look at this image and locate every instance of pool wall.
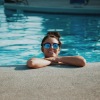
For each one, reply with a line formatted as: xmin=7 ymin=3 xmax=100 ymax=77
xmin=4 ymin=0 xmax=100 ymax=14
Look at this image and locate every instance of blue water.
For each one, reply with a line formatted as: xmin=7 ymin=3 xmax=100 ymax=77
xmin=0 ymin=5 xmax=100 ymax=65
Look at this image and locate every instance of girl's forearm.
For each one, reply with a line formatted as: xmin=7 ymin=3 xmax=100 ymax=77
xmin=57 ymin=56 xmax=86 ymax=67
xmin=27 ymin=58 xmax=51 ymax=69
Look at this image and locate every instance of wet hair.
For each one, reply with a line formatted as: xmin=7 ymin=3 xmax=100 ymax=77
xmin=41 ymin=31 xmax=62 ymax=47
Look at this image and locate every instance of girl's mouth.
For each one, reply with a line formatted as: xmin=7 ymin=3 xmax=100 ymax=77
xmin=48 ymin=51 xmax=54 ymax=54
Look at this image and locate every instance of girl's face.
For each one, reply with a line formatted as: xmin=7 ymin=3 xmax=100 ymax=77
xmin=42 ymin=37 xmax=60 ymax=58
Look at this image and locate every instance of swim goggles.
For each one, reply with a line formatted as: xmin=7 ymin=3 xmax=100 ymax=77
xmin=43 ymin=43 xmax=59 ymax=49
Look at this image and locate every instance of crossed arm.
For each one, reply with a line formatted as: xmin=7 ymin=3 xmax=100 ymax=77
xmin=27 ymin=56 xmax=86 ymax=69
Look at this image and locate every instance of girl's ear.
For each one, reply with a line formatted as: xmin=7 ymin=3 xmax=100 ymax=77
xmin=41 ymin=47 xmax=44 ymax=52
xmin=58 ymin=48 xmax=60 ymax=54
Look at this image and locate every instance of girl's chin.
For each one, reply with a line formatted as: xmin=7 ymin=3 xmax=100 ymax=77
xmin=45 ymin=55 xmax=57 ymax=58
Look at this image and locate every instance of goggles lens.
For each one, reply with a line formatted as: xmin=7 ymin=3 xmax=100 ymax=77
xmin=43 ymin=43 xmax=59 ymax=49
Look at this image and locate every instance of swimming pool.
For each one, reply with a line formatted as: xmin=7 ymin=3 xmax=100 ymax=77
xmin=0 ymin=5 xmax=100 ymax=65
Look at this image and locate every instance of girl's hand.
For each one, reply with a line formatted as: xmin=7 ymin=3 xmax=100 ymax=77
xmin=44 ymin=57 xmax=62 ymax=64
xmin=44 ymin=57 xmax=57 ymax=62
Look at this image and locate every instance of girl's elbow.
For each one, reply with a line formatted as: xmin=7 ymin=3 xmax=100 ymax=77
xmin=27 ymin=58 xmax=39 ymax=69
xmin=80 ymin=57 xmax=86 ymax=67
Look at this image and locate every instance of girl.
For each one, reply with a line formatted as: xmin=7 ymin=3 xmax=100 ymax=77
xmin=27 ymin=32 xmax=86 ymax=68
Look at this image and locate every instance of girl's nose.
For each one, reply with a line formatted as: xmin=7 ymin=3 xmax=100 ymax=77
xmin=49 ymin=45 xmax=54 ymax=49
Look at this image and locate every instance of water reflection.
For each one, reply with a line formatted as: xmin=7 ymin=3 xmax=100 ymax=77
xmin=0 ymin=7 xmax=100 ymax=65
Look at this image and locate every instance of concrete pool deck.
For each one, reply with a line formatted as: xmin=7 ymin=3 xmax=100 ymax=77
xmin=0 ymin=62 xmax=100 ymax=100
xmin=4 ymin=0 xmax=100 ymax=14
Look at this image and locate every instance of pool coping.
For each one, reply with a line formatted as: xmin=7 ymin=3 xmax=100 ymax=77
xmin=4 ymin=3 xmax=100 ymax=14
xmin=0 ymin=62 xmax=100 ymax=100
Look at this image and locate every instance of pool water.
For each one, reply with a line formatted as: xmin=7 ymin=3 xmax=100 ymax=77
xmin=0 ymin=5 xmax=100 ymax=65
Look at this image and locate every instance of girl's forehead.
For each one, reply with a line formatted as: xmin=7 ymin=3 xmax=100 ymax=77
xmin=43 ymin=37 xmax=59 ymax=44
